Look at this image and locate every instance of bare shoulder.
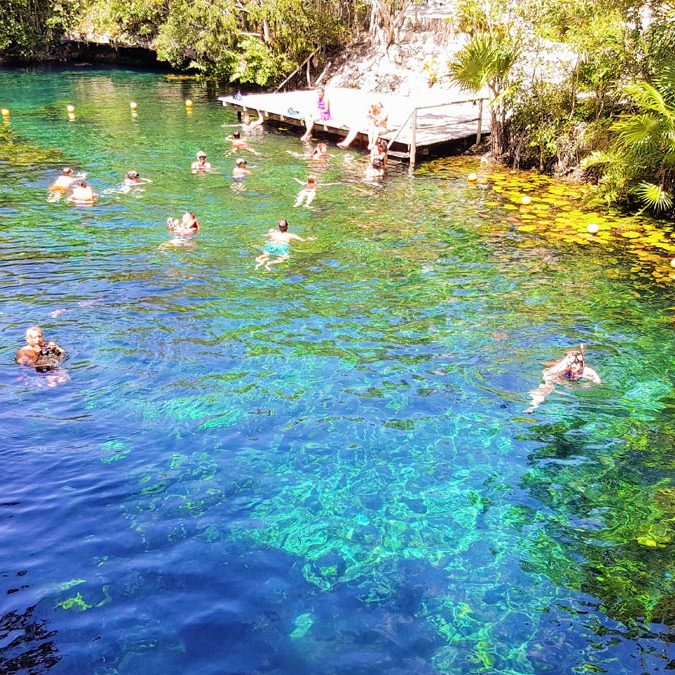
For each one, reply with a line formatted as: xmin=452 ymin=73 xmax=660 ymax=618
xmin=16 ymin=346 xmax=37 ymax=365
xmin=583 ymin=366 xmax=601 ymax=383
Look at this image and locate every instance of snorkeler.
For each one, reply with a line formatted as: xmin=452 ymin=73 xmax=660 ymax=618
xmin=312 ymin=142 xmax=329 ymax=160
xmin=15 ymin=326 xmax=67 ymax=372
xmin=67 ymin=180 xmax=97 ymax=204
xmin=255 ymin=219 xmax=315 ymax=271
xmin=525 ymin=343 xmax=601 ymax=413
xmin=191 ymin=151 xmax=213 ymax=173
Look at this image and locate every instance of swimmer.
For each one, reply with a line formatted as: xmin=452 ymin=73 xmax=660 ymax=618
xmin=525 ymin=343 xmax=601 ymax=413
xmin=191 ymin=150 xmax=213 ymax=173
xmin=15 ymin=326 xmax=67 ymax=372
xmin=255 ymin=219 xmax=315 ymax=271
xmin=232 ymin=158 xmax=252 ymax=179
xmin=365 ymin=138 xmax=387 ymax=179
xmin=227 ymin=131 xmax=260 ymax=155
xmin=48 ymin=167 xmax=78 ymax=194
xmin=222 ymin=110 xmax=264 ymax=134
xmin=66 ymin=180 xmax=97 ymax=204
xmin=123 ymin=170 xmax=151 ymax=187
xmin=312 ymin=142 xmax=329 ymax=160
xmin=294 ymin=174 xmax=318 ymax=207
xmin=167 ymin=211 xmax=200 ymax=236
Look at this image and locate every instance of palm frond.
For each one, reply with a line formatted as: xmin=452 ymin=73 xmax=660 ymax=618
xmin=633 ymin=181 xmax=674 ymax=212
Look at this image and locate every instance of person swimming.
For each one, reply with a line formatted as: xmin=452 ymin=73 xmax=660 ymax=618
xmin=525 ymin=343 xmax=601 ymax=413
xmin=67 ymin=180 xmax=97 ymax=204
xmin=232 ymin=158 xmax=252 ymax=179
xmin=294 ymin=174 xmax=318 ymax=207
xmin=227 ymin=132 xmax=260 ymax=155
xmin=15 ymin=326 xmax=67 ymax=373
xmin=191 ymin=151 xmax=213 ymax=173
xmin=49 ymin=167 xmax=78 ymax=194
xmin=255 ymin=219 xmax=315 ymax=270
xmin=167 ymin=211 xmax=200 ymax=237
xmin=124 ymin=170 xmax=151 ymax=187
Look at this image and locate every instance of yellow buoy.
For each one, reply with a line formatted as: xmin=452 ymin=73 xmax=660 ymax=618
xmin=467 ymin=173 xmax=478 ymax=182
xmin=521 ymin=195 xmax=532 ymax=205
xmin=130 ymin=101 xmax=138 ymax=110
xmin=587 ymin=223 xmax=599 ymax=234
xmin=1 ymin=108 xmax=9 ymax=117
xmin=67 ymin=104 xmax=75 ymax=113
xmin=185 ymin=99 xmax=193 ymax=108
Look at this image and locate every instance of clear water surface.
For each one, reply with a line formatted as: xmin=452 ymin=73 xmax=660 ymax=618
xmin=1 ymin=67 xmax=674 ymax=674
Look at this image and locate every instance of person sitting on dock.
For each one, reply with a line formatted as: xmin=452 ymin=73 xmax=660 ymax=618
xmin=227 ymin=131 xmax=260 ymax=155
xmin=16 ymin=326 xmax=67 ymax=372
xmin=191 ymin=151 xmax=213 ymax=173
xmin=222 ymin=110 xmax=265 ymax=134
xmin=301 ymin=86 xmax=332 ymax=142
xmin=232 ymin=158 xmax=252 ymax=179
xmin=525 ymin=343 xmax=601 ymax=413
xmin=255 ymin=219 xmax=315 ymax=271
xmin=338 ymin=101 xmax=388 ymax=150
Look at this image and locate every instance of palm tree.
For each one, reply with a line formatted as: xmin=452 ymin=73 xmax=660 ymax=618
xmin=583 ymin=68 xmax=675 ymax=214
xmin=448 ymin=33 xmax=519 ymax=157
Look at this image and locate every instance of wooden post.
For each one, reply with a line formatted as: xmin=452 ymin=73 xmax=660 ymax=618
xmin=408 ymin=108 xmax=417 ymax=176
xmin=476 ymin=99 xmax=483 ymax=145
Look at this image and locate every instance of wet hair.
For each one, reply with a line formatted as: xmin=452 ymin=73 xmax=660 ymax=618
xmin=278 ymin=219 xmax=289 ymax=231
xmin=63 ymin=167 xmax=73 ymax=176
xmin=307 ymin=174 xmax=317 ymax=184
xmin=233 ymin=132 xmax=241 ymax=139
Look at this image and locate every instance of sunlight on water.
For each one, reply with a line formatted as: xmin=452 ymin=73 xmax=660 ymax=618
xmin=1 ymin=68 xmax=673 ymax=674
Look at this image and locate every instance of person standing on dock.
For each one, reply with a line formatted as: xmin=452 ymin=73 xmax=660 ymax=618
xmin=301 ymin=87 xmax=331 ymax=142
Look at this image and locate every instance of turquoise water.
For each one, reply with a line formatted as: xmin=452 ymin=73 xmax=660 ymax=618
xmin=1 ymin=67 xmax=674 ymax=674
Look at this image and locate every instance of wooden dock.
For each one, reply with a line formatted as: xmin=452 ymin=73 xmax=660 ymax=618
xmin=218 ymin=88 xmax=489 ymax=167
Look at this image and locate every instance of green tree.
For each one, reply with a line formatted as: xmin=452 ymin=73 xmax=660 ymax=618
xmin=583 ymin=69 xmax=675 ymax=214
xmin=448 ymin=32 xmax=519 ymax=156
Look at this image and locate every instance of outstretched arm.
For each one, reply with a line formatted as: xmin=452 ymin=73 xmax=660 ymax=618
xmin=582 ymin=367 xmax=601 ymax=384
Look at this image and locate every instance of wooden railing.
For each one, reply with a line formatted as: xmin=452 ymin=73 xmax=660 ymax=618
xmin=386 ymin=97 xmax=488 ymax=175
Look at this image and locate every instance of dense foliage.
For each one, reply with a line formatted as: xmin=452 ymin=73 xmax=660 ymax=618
xmin=449 ymin=0 xmax=675 ymax=215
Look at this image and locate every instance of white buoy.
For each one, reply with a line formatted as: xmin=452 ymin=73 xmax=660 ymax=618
xmin=521 ymin=195 xmax=532 ymax=205
xmin=67 ymin=104 xmax=75 ymax=113
xmin=587 ymin=223 xmax=599 ymax=234
xmin=1 ymin=108 xmax=9 ymax=117
xmin=467 ymin=173 xmax=478 ymax=182
xmin=130 ymin=101 xmax=138 ymax=110
xmin=185 ymin=99 xmax=193 ymax=108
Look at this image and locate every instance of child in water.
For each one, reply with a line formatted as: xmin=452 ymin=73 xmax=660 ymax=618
xmin=167 ymin=211 xmax=200 ymax=244
xmin=293 ymin=175 xmax=318 ymax=207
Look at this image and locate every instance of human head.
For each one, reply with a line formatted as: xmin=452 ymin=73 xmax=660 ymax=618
xmin=127 ymin=170 xmax=139 ymax=179
xmin=197 ymin=150 xmax=207 ymax=161
xmin=317 ymin=86 xmax=325 ymax=98
xmin=233 ymin=131 xmax=241 ymax=139
xmin=25 ymin=326 xmax=44 ymax=345
xmin=563 ymin=347 xmax=585 ymax=378
xmin=236 ymin=158 xmax=246 ymax=167
xmin=182 ymin=211 xmax=197 ymax=223
xmin=278 ymin=219 xmax=289 ymax=232
xmin=307 ymin=174 xmax=317 ymax=185
xmin=376 ymin=138 xmax=387 ymax=151
xmin=317 ymin=142 xmax=327 ymax=154
xmin=62 ymin=167 xmax=73 ymax=176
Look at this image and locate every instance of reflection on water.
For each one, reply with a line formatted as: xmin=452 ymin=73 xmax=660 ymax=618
xmin=0 ymin=67 xmax=673 ymax=674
